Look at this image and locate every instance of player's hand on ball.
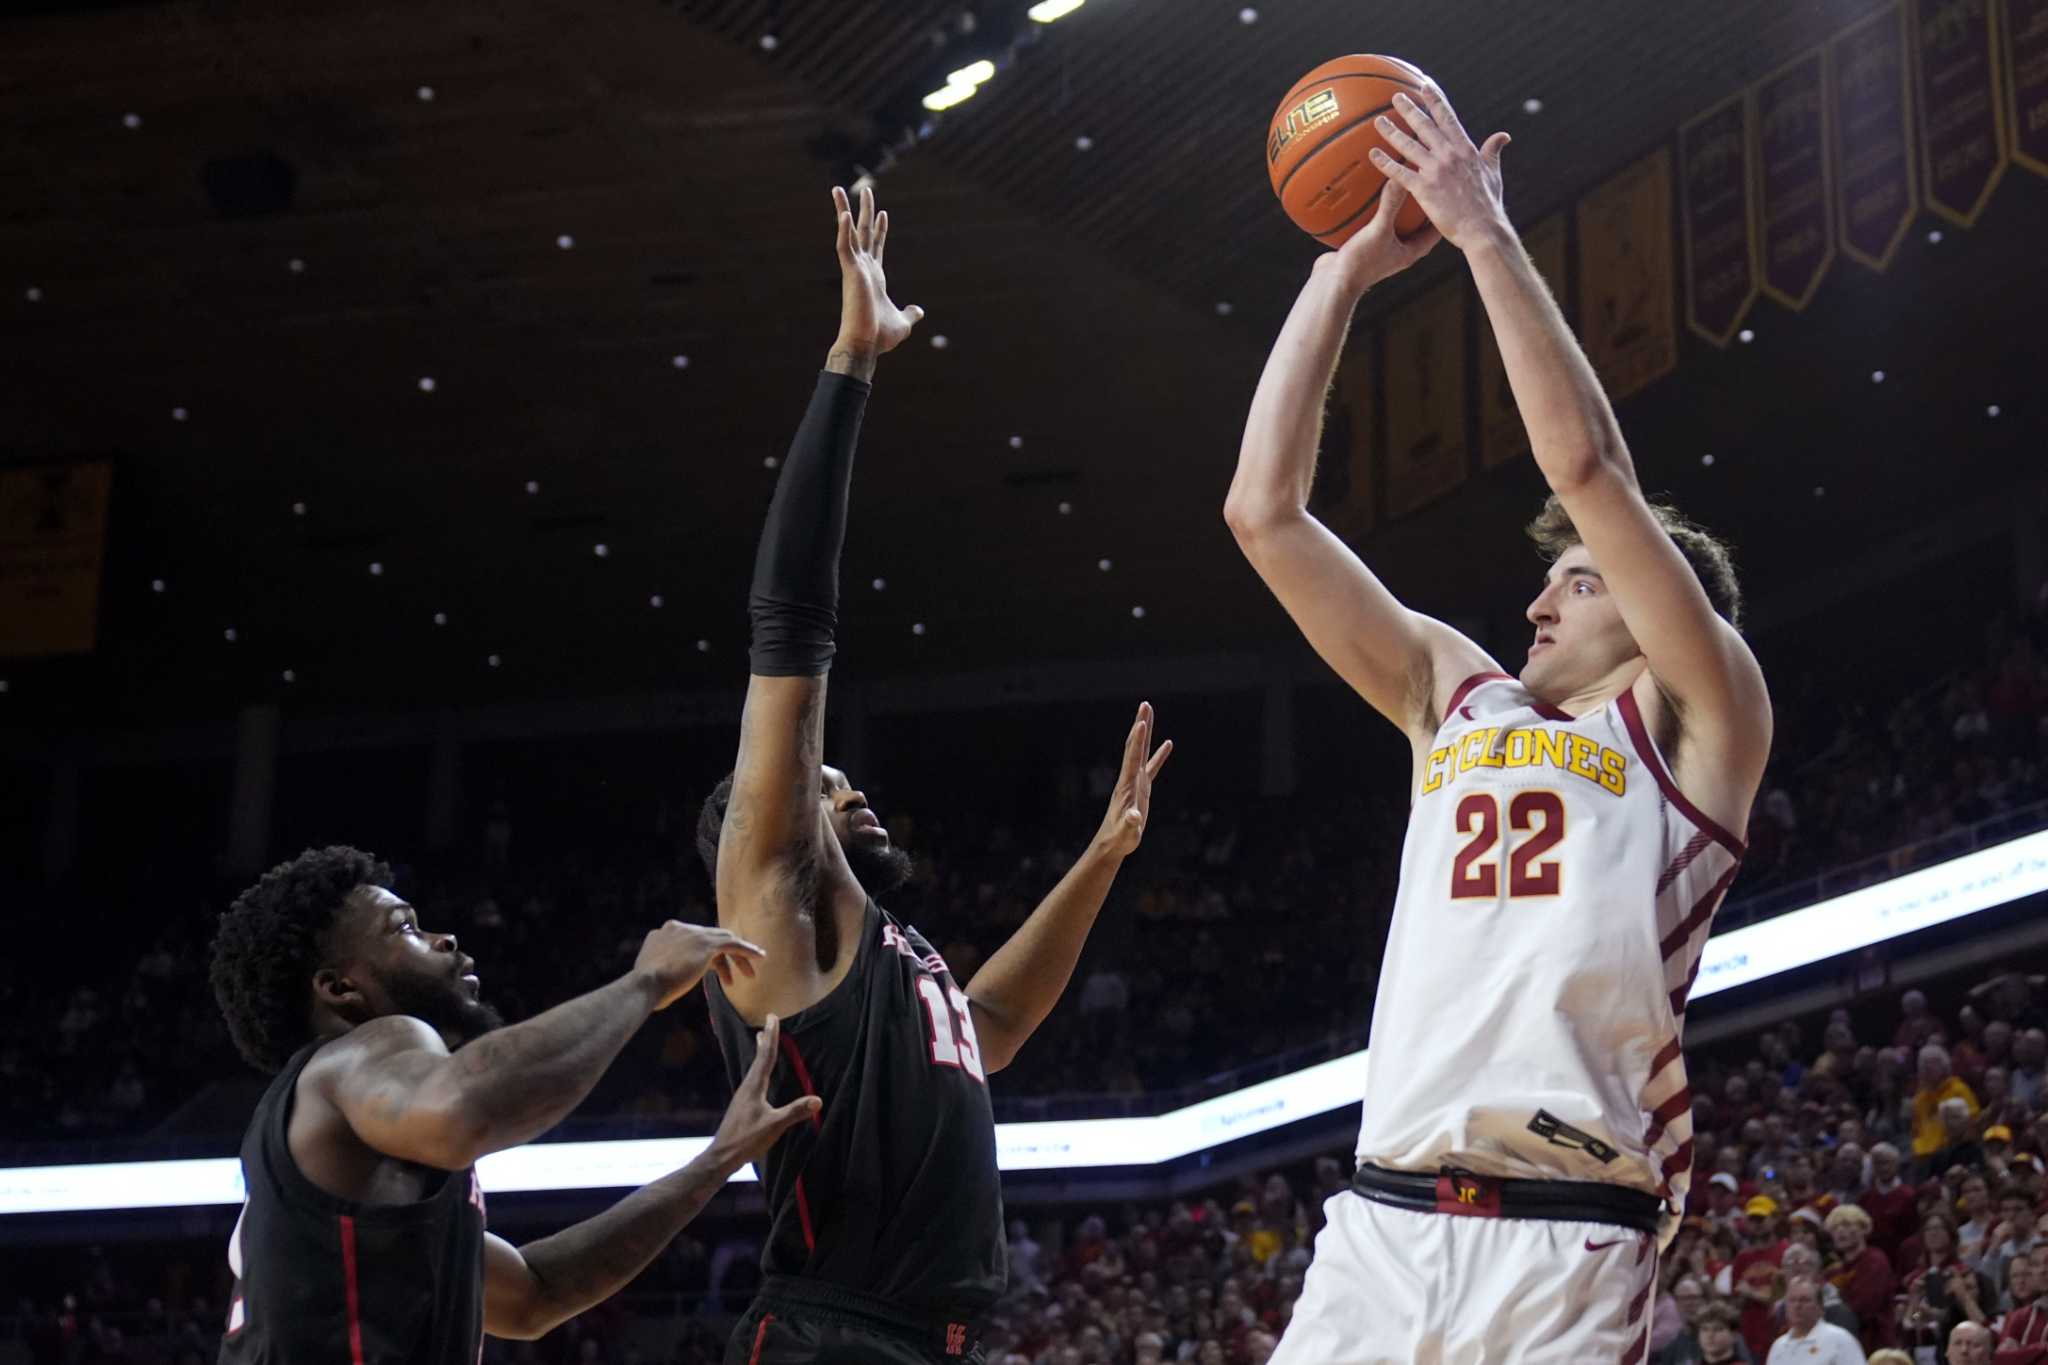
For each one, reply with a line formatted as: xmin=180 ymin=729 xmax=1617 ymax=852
xmin=1367 ymin=86 xmax=1512 ymax=253
xmin=1321 ymin=178 xmax=1442 ymax=296
xmin=829 ymin=184 xmax=924 ymax=370
xmin=636 ymin=921 xmax=765 ymax=1010
xmin=710 ymin=1014 xmax=823 ymax=1169
xmin=1095 ymin=701 xmax=1173 ymax=859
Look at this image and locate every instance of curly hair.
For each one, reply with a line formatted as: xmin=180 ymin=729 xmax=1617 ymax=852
xmin=1525 ymin=492 xmax=1744 ymax=630
xmin=210 ymin=845 xmax=391 ymax=1074
xmin=695 ymin=773 xmax=736 ymax=883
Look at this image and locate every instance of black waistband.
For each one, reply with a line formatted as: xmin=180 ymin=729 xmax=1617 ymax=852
xmin=754 ymin=1276 xmax=983 ymax=1352
xmin=1351 ymin=1163 xmax=1664 ymax=1235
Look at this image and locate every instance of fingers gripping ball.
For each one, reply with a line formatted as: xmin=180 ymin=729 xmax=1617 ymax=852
xmin=1268 ymin=54 xmax=1435 ymax=246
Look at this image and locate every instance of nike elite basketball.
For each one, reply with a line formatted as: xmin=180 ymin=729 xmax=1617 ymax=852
xmin=1267 ymin=54 xmax=1435 ymax=246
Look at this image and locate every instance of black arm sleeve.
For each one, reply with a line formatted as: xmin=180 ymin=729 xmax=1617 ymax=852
xmin=747 ymin=369 xmax=871 ymax=677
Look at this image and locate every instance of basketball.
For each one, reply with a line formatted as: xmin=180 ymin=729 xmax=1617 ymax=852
xmin=1267 ymin=54 xmax=1435 ymax=247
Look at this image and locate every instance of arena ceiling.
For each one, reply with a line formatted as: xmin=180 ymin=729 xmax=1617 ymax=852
xmin=1 ymin=0 xmax=2042 ymax=723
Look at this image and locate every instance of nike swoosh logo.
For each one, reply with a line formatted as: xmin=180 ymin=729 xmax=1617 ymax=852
xmin=1585 ymin=1238 xmax=1626 ymax=1252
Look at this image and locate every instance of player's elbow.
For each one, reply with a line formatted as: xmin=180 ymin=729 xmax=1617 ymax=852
xmin=1223 ymin=492 xmax=1299 ymax=548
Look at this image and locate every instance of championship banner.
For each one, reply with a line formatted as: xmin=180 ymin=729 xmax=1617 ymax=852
xmin=1477 ymin=215 xmax=1566 ymax=469
xmin=1382 ymin=276 xmax=1468 ymax=519
xmin=0 ymin=460 xmax=113 ymax=658
xmin=1833 ymin=2 xmax=1918 ymax=271
xmin=1680 ymin=94 xmax=1759 ymax=346
xmin=2002 ymin=0 xmax=2048 ymax=175
xmin=1912 ymin=0 xmax=2009 ymax=224
xmin=1576 ymin=145 xmax=1678 ymax=403
xmin=1753 ymin=48 xmax=1837 ymax=310
xmin=1311 ymin=348 xmax=1377 ymax=541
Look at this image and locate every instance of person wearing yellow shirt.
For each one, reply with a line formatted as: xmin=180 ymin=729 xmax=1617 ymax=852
xmin=1912 ymin=1044 xmax=1981 ymax=1158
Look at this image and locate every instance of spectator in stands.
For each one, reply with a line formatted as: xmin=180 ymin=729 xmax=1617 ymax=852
xmin=2012 ymin=1028 xmax=2047 ymax=1110
xmin=1955 ymin=1174 xmax=1995 ymax=1267
xmin=1915 ymin=1046 xmax=1982 ymax=1161
xmin=1735 ymin=1197 xmax=1791 ymax=1360
xmin=1944 ymin=1320 xmax=1992 ymax=1365
xmin=1901 ymin=1213 xmax=1993 ymax=1355
xmin=1926 ymin=1097 xmax=1987 ymax=1176
xmin=1779 ymin=1245 xmax=1858 ymax=1336
xmin=1664 ymin=1300 xmax=1753 ymax=1365
xmin=1979 ymin=1187 xmax=2037 ymax=1299
xmin=1825 ymin=1205 xmax=1895 ymax=1351
xmin=1656 ymin=1275 xmax=1711 ymax=1363
xmin=1899 ymin=992 xmax=1940 ymax=1051
xmin=1998 ymin=1253 xmax=2048 ymax=1352
xmin=1826 ymin=1143 xmax=1869 ymax=1204
xmin=1766 ymin=1276 xmax=1865 ymax=1363
xmin=1863 ymin=1144 xmax=1919 ymax=1260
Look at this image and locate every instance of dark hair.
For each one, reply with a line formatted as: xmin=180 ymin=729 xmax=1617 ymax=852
xmin=210 ymin=845 xmax=391 ymax=1074
xmin=1695 ymin=1303 xmax=1739 ymax=1330
xmin=1525 ymin=492 xmax=1744 ymax=630
xmin=696 ymin=773 xmax=736 ymax=882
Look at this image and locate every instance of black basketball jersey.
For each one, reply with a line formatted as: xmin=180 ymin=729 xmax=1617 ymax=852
xmin=218 ymin=1040 xmax=488 ymax=1365
xmin=706 ymin=899 xmax=1006 ymax=1320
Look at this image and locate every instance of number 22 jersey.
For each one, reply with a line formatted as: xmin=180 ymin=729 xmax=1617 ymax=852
xmin=1355 ymin=672 xmax=1745 ymax=1239
xmin=705 ymin=899 xmax=1006 ymax=1318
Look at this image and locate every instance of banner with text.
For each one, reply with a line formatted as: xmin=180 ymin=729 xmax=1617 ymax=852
xmin=2001 ymin=0 xmax=2048 ymax=175
xmin=1477 ymin=215 xmax=1567 ymax=468
xmin=1834 ymin=2 xmax=1919 ymax=270
xmin=1577 ymin=146 xmax=1678 ymax=403
xmin=1913 ymin=0 xmax=2009 ymax=224
xmin=1753 ymin=48 xmax=1838 ymax=309
xmin=1681 ymin=94 xmax=1760 ymax=346
xmin=0 ymin=461 xmax=113 ymax=659
xmin=1382 ymin=277 xmax=1468 ymax=519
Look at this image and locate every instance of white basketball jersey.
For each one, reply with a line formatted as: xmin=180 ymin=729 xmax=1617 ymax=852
xmin=1354 ymin=671 xmax=1745 ymax=1241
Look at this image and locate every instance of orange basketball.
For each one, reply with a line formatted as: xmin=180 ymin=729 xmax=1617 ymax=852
xmin=1267 ymin=54 xmax=1435 ymax=247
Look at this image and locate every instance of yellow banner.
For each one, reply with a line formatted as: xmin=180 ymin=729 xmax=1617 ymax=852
xmin=1310 ymin=347 xmax=1377 ymax=541
xmin=1577 ymin=146 xmax=1678 ymax=403
xmin=1913 ymin=0 xmax=2011 ymax=225
xmin=1382 ymin=277 xmax=1469 ymax=519
xmin=1477 ymin=216 xmax=1567 ymax=469
xmin=0 ymin=460 xmax=113 ymax=658
xmin=2000 ymin=0 xmax=2048 ymax=175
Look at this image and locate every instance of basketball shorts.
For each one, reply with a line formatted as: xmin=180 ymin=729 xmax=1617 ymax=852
xmin=726 ymin=1277 xmax=985 ymax=1365
xmin=1269 ymin=1181 xmax=1661 ymax=1365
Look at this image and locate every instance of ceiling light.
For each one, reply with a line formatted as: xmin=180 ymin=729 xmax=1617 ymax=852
xmin=291 ymin=501 xmax=307 ymax=516
xmin=1738 ymin=328 xmax=1754 ymax=343
xmin=930 ymin=334 xmax=950 ymax=349
xmin=1029 ymin=0 xmax=1086 ymax=21
xmin=1987 ymin=404 xmax=2001 ymax=417
xmin=1009 ymin=435 xmax=1023 ymax=449
xmin=695 ymin=638 xmax=711 ymax=652
xmin=1700 ymin=454 xmax=1715 ymax=467
xmin=1813 ymin=486 xmax=1826 ymax=498
xmin=171 ymin=407 xmax=188 ymax=422
xmin=1522 ymin=98 xmax=1543 ymax=115
xmin=287 ymin=258 xmax=305 ymax=274
xmin=650 ymin=593 xmax=664 ymax=608
xmin=1058 ymin=501 xmax=1073 ymax=515
xmin=487 ymin=654 xmax=501 ymax=668
xmin=282 ymin=669 xmax=296 ymax=683
xmin=1871 ymin=370 xmax=1886 ymax=384
xmin=417 ymin=377 xmax=436 ymax=393
xmin=948 ymin=59 xmax=997 ymax=87
xmin=671 ymin=354 xmax=690 ymax=369
xmin=416 ymin=85 xmax=436 ymax=102
xmin=1215 ymin=301 xmax=1234 ymax=316
xmin=1928 ymin=229 xmax=1943 ymax=243
xmin=556 ymin=234 xmax=575 ymax=250
xmin=369 ymin=562 xmax=384 ymax=575
xmin=122 ymin=113 xmax=142 ymax=130
xmin=765 ymin=456 xmax=780 ymax=469
xmin=1132 ymin=605 xmax=1147 ymax=618
xmin=912 ymin=622 xmax=927 ymax=636
xmin=872 ymin=577 xmax=887 ymax=591
xmin=151 ymin=578 xmax=166 ymax=593
xmin=1098 ymin=558 xmax=1113 ymax=571
xmin=24 ymin=286 xmax=42 ymax=302
xmin=593 ymin=543 xmax=609 ymax=557
xmin=1239 ymin=7 xmax=1259 ymax=23
xmin=224 ymin=628 xmax=238 ymax=643
xmin=758 ymin=32 xmax=779 ymax=51
xmin=1074 ymin=135 xmax=1094 ymax=151
xmin=433 ymin=612 xmax=448 ymax=626
xmin=525 ymin=480 xmax=540 ymax=494
xmin=923 ymin=82 xmax=979 ymax=112
xmin=0 ymin=681 xmax=9 ymax=695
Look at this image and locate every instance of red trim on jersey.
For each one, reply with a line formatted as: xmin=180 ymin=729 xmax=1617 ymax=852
xmin=778 ymin=1034 xmax=824 ymax=1129
xmin=1619 ymin=1333 xmax=1648 ymax=1365
xmin=746 ymin=1313 xmax=776 ymax=1365
xmin=1658 ymin=1138 xmax=1695 ymax=1186
xmin=338 ymin=1215 xmax=366 ymax=1365
xmin=1614 ymin=689 xmax=1746 ymax=855
xmin=1643 ymin=1086 xmax=1692 ymax=1148
xmin=1655 ymin=830 xmax=1716 ymax=896
xmin=1648 ymin=1037 xmax=1683 ymax=1077
xmin=1659 ymin=862 xmax=1743 ymax=960
xmin=1442 ymin=671 xmax=1511 ymax=722
xmin=793 ymin=1177 xmax=817 ymax=1252
xmin=1529 ymin=698 xmax=1576 ymax=722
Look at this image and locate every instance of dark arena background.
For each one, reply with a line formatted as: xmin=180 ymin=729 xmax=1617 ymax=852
xmin=3 ymin=1 xmax=2046 ymax=1363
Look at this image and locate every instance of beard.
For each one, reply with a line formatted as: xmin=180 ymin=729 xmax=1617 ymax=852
xmin=845 ymin=834 xmax=915 ymax=898
xmin=382 ymin=968 xmax=506 ymax=1047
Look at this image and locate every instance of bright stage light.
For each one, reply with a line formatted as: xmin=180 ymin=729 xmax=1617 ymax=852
xmin=1028 ymin=0 xmax=1087 ymax=22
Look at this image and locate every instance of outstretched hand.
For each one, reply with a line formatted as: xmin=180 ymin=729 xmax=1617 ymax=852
xmin=828 ymin=184 xmax=924 ymax=378
xmin=1365 ymin=85 xmax=1512 ymax=252
xmin=1094 ymin=702 xmax=1173 ymax=859
xmin=1321 ymin=177 xmax=1442 ymax=297
xmin=708 ymin=1014 xmax=822 ymax=1171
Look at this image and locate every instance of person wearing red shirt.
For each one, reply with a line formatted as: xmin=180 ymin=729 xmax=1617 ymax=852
xmin=1824 ymin=1204 xmax=1896 ymax=1352
xmin=1733 ymin=1197 xmax=1789 ymax=1362
xmin=1997 ymin=1254 xmax=2048 ymax=1357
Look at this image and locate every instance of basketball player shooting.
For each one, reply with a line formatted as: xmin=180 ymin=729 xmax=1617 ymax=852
xmin=208 ymin=845 xmax=820 ymax=1365
xmin=695 ymin=184 xmax=1171 ymax=1365
xmin=1226 ymin=84 xmax=1771 ymax=1363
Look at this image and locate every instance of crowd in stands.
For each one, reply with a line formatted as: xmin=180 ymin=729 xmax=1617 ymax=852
xmin=4 ymin=589 xmax=2046 ymax=1152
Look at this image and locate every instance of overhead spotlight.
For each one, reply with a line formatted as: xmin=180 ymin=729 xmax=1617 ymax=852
xmin=282 ymin=669 xmax=296 ymax=683
xmin=1812 ymin=486 xmax=1826 ymax=498
xmin=872 ymin=577 xmax=888 ymax=591
xmin=287 ymin=258 xmax=305 ymax=274
xmin=1058 ymin=501 xmax=1073 ymax=515
xmin=1738 ymin=328 xmax=1755 ymax=344
xmin=1029 ymin=0 xmax=1086 ymax=21
xmin=1132 ymin=605 xmax=1147 ymax=619
xmin=1074 ymin=134 xmax=1095 ymax=151
xmin=1098 ymin=558 xmax=1113 ymax=572
xmin=923 ymin=82 xmax=979 ymax=112
xmin=1927 ymin=229 xmax=1944 ymax=244
xmin=924 ymin=58 xmax=997 ymax=112
xmin=171 ymin=407 xmax=189 ymax=422
xmin=765 ymin=456 xmax=781 ymax=469
xmin=487 ymin=654 xmax=502 ymax=669
xmin=224 ymin=628 xmax=239 ymax=643
xmin=1239 ymin=7 xmax=1259 ymax=23
xmin=1987 ymin=404 xmax=2001 ymax=417
xmin=525 ymin=480 xmax=541 ymax=494
xmin=1522 ymin=97 xmax=1544 ymax=115
xmin=930 ymin=334 xmax=950 ymax=349
xmin=1008 ymin=435 xmax=1024 ymax=449
xmin=1215 ymin=301 xmax=1234 ymax=316
xmin=122 ymin=113 xmax=142 ymax=130
xmin=1701 ymin=454 xmax=1716 ymax=467
xmin=671 ymin=354 xmax=690 ymax=369
xmin=949 ymin=60 xmax=997 ymax=86
xmin=416 ymin=85 xmax=436 ymax=102
xmin=556 ymin=233 xmax=575 ymax=250
xmin=417 ymin=376 xmax=436 ymax=393
xmin=433 ymin=611 xmax=448 ymax=626
xmin=369 ymin=561 xmax=384 ymax=576
xmin=758 ymin=32 xmax=779 ymax=51
xmin=912 ymin=622 xmax=927 ymax=636
xmin=695 ymin=638 xmax=711 ymax=653
xmin=593 ymin=543 xmax=609 ymax=558
xmin=291 ymin=501 xmax=307 ymax=516
xmin=151 ymin=578 xmax=166 ymax=593
xmin=1871 ymin=370 xmax=1886 ymax=384
xmin=0 ymin=680 xmax=8 ymax=695
xmin=650 ymin=593 xmax=664 ymax=608
xmin=24 ymin=286 xmax=42 ymax=302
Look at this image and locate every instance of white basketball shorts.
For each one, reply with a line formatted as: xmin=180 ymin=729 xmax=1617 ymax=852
xmin=1269 ymin=1191 xmax=1660 ymax=1365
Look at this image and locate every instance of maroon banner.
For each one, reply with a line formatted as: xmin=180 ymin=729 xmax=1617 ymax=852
xmin=2004 ymin=0 xmax=2048 ymax=175
xmin=1753 ymin=49 xmax=1836 ymax=310
xmin=1832 ymin=3 xmax=1918 ymax=271
xmin=1913 ymin=0 xmax=2010 ymax=224
xmin=1680 ymin=94 xmax=1758 ymax=346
